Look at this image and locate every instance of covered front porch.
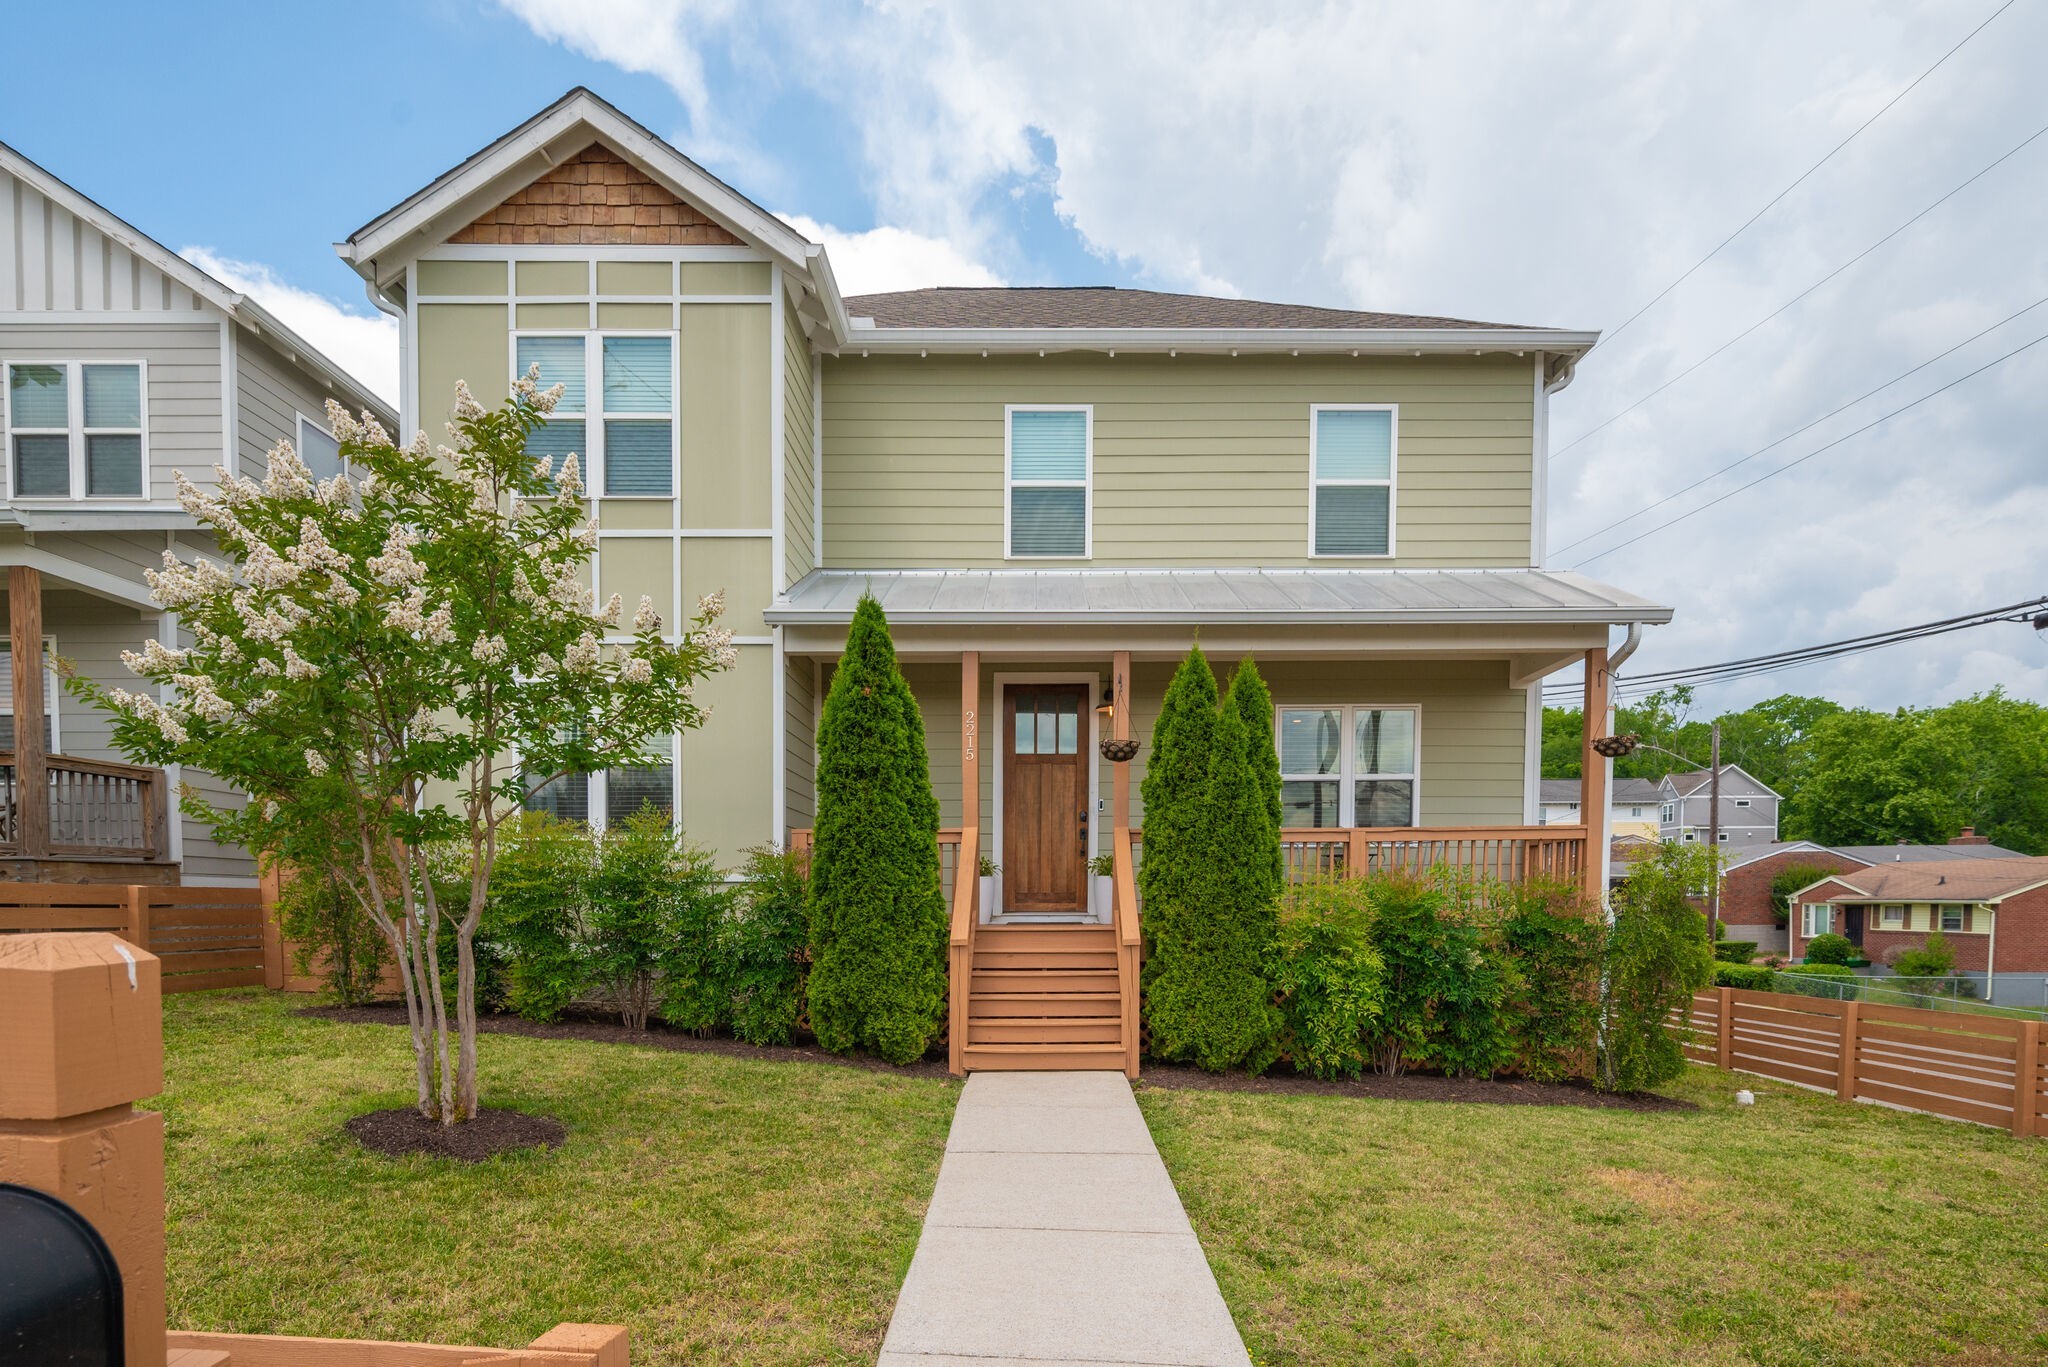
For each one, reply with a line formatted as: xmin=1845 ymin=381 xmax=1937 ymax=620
xmin=771 ymin=566 xmax=1667 ymax=1076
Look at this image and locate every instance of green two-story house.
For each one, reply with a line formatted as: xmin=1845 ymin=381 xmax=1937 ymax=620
xmin=341 ymin=89 xmax=1669 ymax=1072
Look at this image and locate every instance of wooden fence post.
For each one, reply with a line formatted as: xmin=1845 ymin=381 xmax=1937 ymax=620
xmin=1716 ymin=986 xmax=1734 ymax=1069
xmin=1836 ymin=1000 xmax=1860 ymax=1102
xmin=2015 ymin=1020 xmax=2042 ymax=1139
xmin=124 ymin=883 xmax=151 ymax=955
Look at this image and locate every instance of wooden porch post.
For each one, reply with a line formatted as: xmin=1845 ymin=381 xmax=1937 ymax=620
xmin=961 ymin=651 xmax=980 ymax=908
xmin=1111 ymin=651 xmax=1131 ymax=830
xmin=1580 ymin=644 xmax=1609 ymax=907
xmin=10 ymin=566 xmax=48 ymax=861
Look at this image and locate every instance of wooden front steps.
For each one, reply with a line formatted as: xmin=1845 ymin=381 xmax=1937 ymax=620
xmin=961 ymin=923 xmax=1129 ymax=1072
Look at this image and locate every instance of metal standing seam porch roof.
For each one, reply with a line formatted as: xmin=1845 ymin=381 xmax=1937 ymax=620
xmin=764 ymin=568 xmax=1673 ymax=627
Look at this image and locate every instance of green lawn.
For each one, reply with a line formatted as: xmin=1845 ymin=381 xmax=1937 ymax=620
xmin=1139 ymin=1069 xmax=2048 ymax=1366
xmin=155 ymin=991 xmax=957 ymax=1365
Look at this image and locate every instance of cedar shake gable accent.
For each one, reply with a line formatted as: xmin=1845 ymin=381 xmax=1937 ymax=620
xmin=450 ymin=143 xmax=744 ymax=247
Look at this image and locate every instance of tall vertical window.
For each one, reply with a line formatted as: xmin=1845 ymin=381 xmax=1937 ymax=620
xmin=1278 ymin=705 xmax=1418 ymax=828
xmin=1801 ymin=902 xmax=1833 ymax=939
xmin=1311 ymin=405 xmax=1394 ymax=556
xmin=298 ymin=415 xmax=344 ymax=482
xmin=6 ymin=362 xmax=145 ymax=499
xmin=515 ymin=336 xmax=587 ymax=479
xmin=0 ymin=637 xmax=59 ymax=751
xmin=1007 ymin=406 xmax=1089 ymax=557
xmin=600 ymin=336 xmax=674 ymax=496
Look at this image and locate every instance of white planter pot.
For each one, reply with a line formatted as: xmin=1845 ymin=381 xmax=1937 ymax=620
xmin=1091 ymin=874 xmax=1114 ymax=920
xmin=979 ymin=875 xmax=999 ymax=918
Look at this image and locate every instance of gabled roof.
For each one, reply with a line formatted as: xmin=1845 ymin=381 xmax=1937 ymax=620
xmin=1807 ymin=857 xmax=2048 ymax=904
xmin=766 ymin=567 xmax=1673 ymax=627
xmin=1540 ymin=777 xmax=1662 ymax=805
xmin=1720 ymin=839 xmax=2031 ymax=875
xmin=846 ymin=286 xmax=1532 ymax=331
xmin=1663 ymin=764 xmax=1779 ymax=799
xmin=336 ymin=87 xmax=847 ymax=347
xmin=0 ymin=140 xmax=395 ymax=427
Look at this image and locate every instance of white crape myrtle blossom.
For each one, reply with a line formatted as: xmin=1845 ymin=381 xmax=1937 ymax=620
xmin=633 ymin=595 xmax=663 ymax=633
xmin=474 ymin=635 xmax=508 ymax=665
xmin=304 ymin=749 xmax=329 ymax=777
xmin=600 ymin=593 xmax=624 ymax=627
xmin=563 ymin=633 xmax=602 ymax=673
xmin=119 ymin=638 xmax=187 ymax=675
xmin=621 ymin=657 xmax=653 ymax=684
xmin=697 ymin=590 xmax=726 ymax=620
xmin=106 ymin=688 xmax=187 ymax=745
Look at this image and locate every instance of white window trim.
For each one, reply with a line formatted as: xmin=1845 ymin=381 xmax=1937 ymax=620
xmin=0 ymin=633 xmax=62 ymax=752
xmin=296 ymin=412 xmax=346 ymax=479
xmin=1275 ymin=702 xmax=1422 ymax=829
xmin=1308 ymin=402 xmax=1397 ymax=559
xmin=1801 ymin=902 xmax=1833 ymax=939
xmin=1938 ymin=905 xmax=1966 ymax=932
xmin=1734 ymin=798 xmax=1752 ymax=808
xmin=511 ymin=330 xmax=681 ymax=501
xmin=3 ymin=360 xmax=150 ymax=502
xmin=1881 ymin=903 xmax=1905 ymax=926
xmin=1004 ymin=404 xmax=1092 ymax=560
xmin=517 ymin=729 xmax=681 ymax=835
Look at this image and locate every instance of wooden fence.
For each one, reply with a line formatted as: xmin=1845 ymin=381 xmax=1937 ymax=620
xmin=1681 ymin=986 xmax=2047 ymax=1138
xmin=0 ymin=882 xmax=267 ymax=992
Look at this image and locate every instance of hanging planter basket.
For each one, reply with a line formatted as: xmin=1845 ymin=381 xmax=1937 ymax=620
xmin=1591 ymin=733 xmax=1640 ymax=759
xmin=1100 ymin=738 xmax=1141 ymax=763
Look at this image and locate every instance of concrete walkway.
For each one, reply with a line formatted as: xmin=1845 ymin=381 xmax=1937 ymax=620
xmin=878 ymin=1071 xmax=1252 ymax=1367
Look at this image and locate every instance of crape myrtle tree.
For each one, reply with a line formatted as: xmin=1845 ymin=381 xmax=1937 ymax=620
xmin=806 ymin=593 xmax=949 ymax=1064
xmin=76 ymin=377 xmax=733 ymax=1124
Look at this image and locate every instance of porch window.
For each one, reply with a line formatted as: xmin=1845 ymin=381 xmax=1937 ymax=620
xmin=6 ymin=361 xmax=145 ymax=499
xmin=1881 ymin=904 xmax=1905 ymax=927
xmin=1277 ymin=705 xmax=1417 ymax=828
xmin=1939 ymin=905 xmax=1965 ymax=932
xmin=0 ymin=637 xmax=58 ymax=751
xmin=1801 ymin=902 xmax=1833 ymax=939
xmin=1007 ymin=406 xmax=1089 ymax=557
xmin=1310 ymin=405 xmax=1394 ymax=556
xmin=519 ymin=732 xmax=676 ymax=830
xmin=298 ymin=415 xmax=344 ymax=483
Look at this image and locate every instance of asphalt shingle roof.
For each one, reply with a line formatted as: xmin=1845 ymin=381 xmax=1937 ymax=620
xmin=842 ymin=286 xmax=1537 ymax=331
xmin=1823 ymin=857 xmax=2048 ymax=903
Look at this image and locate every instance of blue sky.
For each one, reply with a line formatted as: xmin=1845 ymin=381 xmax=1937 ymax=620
xmin=7 ymin=2 xmax=2047 ymax=714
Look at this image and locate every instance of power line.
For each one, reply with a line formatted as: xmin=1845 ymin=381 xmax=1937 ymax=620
xmin=1565 ymin=327 xmax=2048 ymax=568
xmin=1555 ymin=112 xmax=2048 ymax=462
xmin=1543 ymin=595 xmax=2048 ymax=701
xmin=1550 ymin=294 xmax=2048 ymax=559
xmin=1592 ymin=0 xmax=2017 ymax=356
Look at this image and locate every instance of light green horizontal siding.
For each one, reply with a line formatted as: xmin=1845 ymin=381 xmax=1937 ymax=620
xmin=821 ymin=352 xmax=1533 ymax=568
xmin=782 ymin=297 xmax=816 ymax=585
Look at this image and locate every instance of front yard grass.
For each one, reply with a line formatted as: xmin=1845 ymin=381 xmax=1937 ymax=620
xmin=1139 ymin=1067 xmax=2048 ymax=1365
xmin=156 ymin=991 xmax=957 ymax=1364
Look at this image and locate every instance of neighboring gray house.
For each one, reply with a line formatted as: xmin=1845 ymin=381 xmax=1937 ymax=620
xmin=1657 ymin=764 xmax=1779 ymax=851
xmin=0 ymin=141 xmax=395 ymax=885
xmin=1539 ymin=776 xmax=1661 ymax=838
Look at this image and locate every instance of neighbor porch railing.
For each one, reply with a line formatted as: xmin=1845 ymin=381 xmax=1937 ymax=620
xmin=0 ymin=750 xmax=171 ymax=862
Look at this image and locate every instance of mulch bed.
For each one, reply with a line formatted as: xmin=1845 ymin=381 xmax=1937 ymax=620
xmin=300 ymin=1001 xmax=954 ymax=1080
xmin=345 ymin=1106 xmax=566 ymax=1161
xmin=1138 ymin=1061 xmax=1695 ymax=1112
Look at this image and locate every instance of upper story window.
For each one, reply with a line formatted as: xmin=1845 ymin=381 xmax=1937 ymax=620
xmin=1278 ymin=705 xmax=1418 ymax=829
xmin=1310 ymin=405 xmax=1394 ymax=556
xmin=515 ymin=333 xmax=677 ymax=497
xmin=5 ymin=362 xmax=146 ymax=499
xmin=1661 ymin=802 xmax=1675 ymax=822
xmin=1734 ymin=798 xmax=1752 ymax=808
xmin=298 ymin=415 xmax=344 ymax=482
xmin=1007 ymin=406 xmax=1089 ymax=558
xmin=1939 ymin=905 xmax=1966 ymax=932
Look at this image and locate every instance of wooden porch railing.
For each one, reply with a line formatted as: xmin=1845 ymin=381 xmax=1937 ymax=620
xmin=1111 ymin=825 xmax=1141 ymax=1079
xmin=1279 ymin=825 xmax=1589 ymax=884
xmin=949 ymin=825 xmax=979 ymax=1075
xmin=0 ymin=750 xmax=171 ymax=862
xmin=786 ymin=827 xmax=961 ymax=891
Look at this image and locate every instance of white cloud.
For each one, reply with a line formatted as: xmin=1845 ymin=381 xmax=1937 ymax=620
xmin=180 ymin=248 xmax=399 ymax=408
xmin=490 ymin=1 xmax=2048 ymax=710
xmin=775 ymin=214 xmax=1002 ymax=296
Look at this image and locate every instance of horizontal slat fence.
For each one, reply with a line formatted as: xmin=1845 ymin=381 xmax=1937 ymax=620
xmin=1679 ymin=986 xmax=2045 ymax=1138
xmin=0 ymin=882 xmax=266 ymax=992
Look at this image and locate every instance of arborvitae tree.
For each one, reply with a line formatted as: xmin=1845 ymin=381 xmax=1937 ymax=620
xmin=806 ymin=594 xmax=948 ymax=1064
xmin=1138 ymin=645 xmax=1219 ymax=942
xmin=1228 ymin=656 xmax=1284 ymax=910
xmin=1146 ymin=699 xmax=1283 ymax=1071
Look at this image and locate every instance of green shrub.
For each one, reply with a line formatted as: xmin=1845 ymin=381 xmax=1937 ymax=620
xmin=1778 ymin=962 xmax=1858 ymax=999
xmin=1269 ymin=878 xmax=1382 ymax=1079
xmin=581 ymin=806 xmax=728 ymax=1032
xmin=1890 ymin=931 xmax=1956 ymax=978
xmin=1146 ymin=693 xmax=1284 ymax=1073
xmin=1227 ymin=656 xmax=1284 ymax=912
xmin=274 ymin=859 xmax=389 ymax=1006
xmin=1781 ymin=963 xmax=1856 ymax=978
xmin=806 ymin=594 xmax=949 ymax=1065
xmin=1713 ymin=939 xmax=1758 ymax=964
xmin=1600 ymin=842 xmax=1716 ymax=1092
xmin=485 ymin=813 xmax=593 ymax=1023
xmin=1494 ymin=878 xmax=1604 ymax=1082
xmin=1770 ymin=863 xmax=1842 ymax=927
xmin=1364 ymin=876 xmax=1513 ymax=1078
xmin=1803 ymin=932 xmax=1855 ymax=965
xmin=724 ymin=844 xmax=811 ymax=1046
xmin=1138 ymin=644 xmax=1219 ymax=994
xmin=1713 ymin=962 xmax=1775 ymax=990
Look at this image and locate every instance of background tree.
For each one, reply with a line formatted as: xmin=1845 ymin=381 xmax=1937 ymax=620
xmin=1146 ymin=696 xmax=1283 ymax=1072
xmin=77 ymin=380 xmax=729 ymax=1124
xmin=1138 ymin=645 xmax=1219 ymax=980
xmin=805 ymin=594 xmax=948 ymax=1064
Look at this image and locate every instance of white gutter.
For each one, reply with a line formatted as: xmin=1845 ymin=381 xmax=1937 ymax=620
xmin=767 ymin=605 xmax=1673 ymax=627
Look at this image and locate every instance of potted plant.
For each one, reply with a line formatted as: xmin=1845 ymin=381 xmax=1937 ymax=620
xmin=1089 ymin=852 xmax=1116 ymax=920
xmin=978 ymin=853 xmax=1000 ymax=918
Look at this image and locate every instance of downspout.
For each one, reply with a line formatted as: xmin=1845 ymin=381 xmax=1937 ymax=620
xmin=1984 ymin=902 xmax=1997 ymax=1004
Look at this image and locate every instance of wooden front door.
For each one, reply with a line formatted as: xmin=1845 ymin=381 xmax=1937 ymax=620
xmin=1003 ymin=684 xmax=1089 ymax=913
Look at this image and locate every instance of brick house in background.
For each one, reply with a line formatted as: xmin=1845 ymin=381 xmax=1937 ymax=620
xmin=1715 ymin=830 xmax=2027 ymax=955
xmin=1788 ymin=854 xmax=2048 ymax=1006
